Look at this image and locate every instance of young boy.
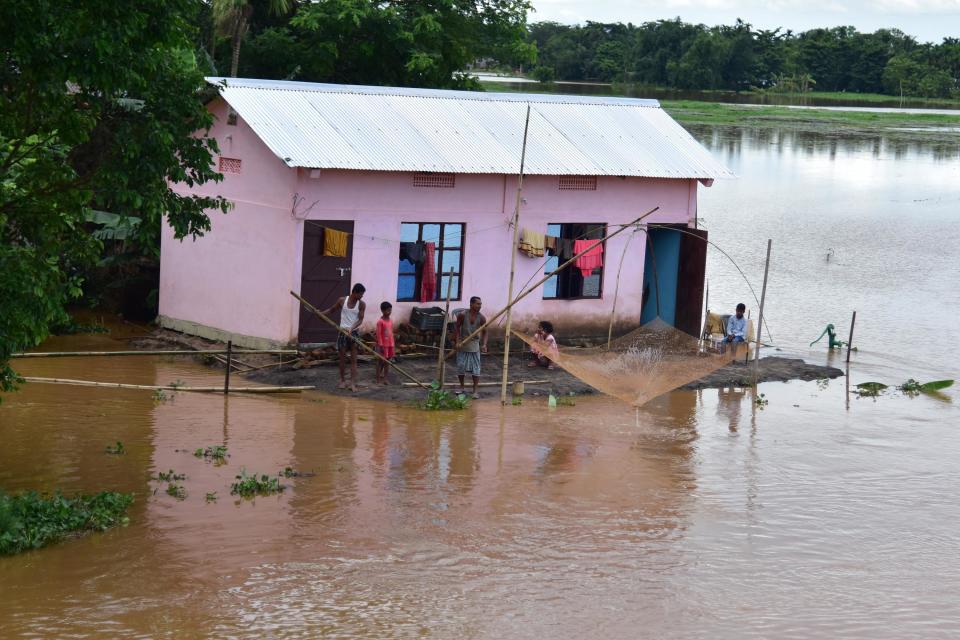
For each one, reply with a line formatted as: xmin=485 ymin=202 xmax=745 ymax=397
xmin=322 ymin=283 xmax=366 ymax=392
xmin=375 ymin=301 xmax=395 ymax=385
xmin=453 ymin=296 xmax=488 ymax=399
xmin=528 ymin=320 xmax=558 ymax=369
xmin=726 ymin=303 xmax=747 ymax=343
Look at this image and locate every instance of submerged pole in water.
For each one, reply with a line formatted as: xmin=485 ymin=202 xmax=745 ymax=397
xmin=846 ymin=310 xmax=856 ymax=364
xmin=753 ymin=239 xmax=772 ymax=385
xmin=437 ymin=267 xmax=455 ymax=388
xmin=500 ymin=104 xmax=532 ymax=405
xmin=224 ymin=340 xmax=232 ymax=395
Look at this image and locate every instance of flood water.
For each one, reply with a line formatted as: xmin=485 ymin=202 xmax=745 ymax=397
xmin=2 ymin=127 xmax=960 ymax=638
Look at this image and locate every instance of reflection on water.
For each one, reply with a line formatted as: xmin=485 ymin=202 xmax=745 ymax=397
xmin=3 ymin=126 xmax=960 ymax=637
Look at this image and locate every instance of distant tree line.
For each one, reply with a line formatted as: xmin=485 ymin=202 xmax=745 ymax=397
xmin=525 ymin=20 xmax=960 ymax=98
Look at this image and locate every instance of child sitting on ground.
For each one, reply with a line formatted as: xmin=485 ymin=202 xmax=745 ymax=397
xmin=375 ymin=301 xmax=396 ymax=385
xmin=529 ymin=320 xmax=558 ymax=369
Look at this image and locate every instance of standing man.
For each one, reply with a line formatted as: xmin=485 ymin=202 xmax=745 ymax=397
xmin=322 ymin=283 xmax=366 ymax=392
xmin=453 ymin=296 xmax=488 ymax=399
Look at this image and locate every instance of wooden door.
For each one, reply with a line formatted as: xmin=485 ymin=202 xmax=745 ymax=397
xmin=674 ymin=228 xmax=708 ymax=337
xmin=298 ymin=220 xmax=354 ymax=344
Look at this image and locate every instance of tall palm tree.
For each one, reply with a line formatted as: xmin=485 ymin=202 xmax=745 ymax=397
xmin=214 ymin=0 xmax=292 ymax=77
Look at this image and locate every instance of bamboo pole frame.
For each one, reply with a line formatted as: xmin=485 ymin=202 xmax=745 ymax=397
xmin=437 ymin=267 xmax=455 ymax=388
xmin=606 ymin=226 xmax=641 ymax=350
xmin=753 ymin=239 xmax=772 ymax=385
xmin=11 ymin=349 xmax=298 ymax=358
xmin=290 ymin=291 xmax=431 ymax=390
xmin=500 ymin=104 xmax=532 ymax=405
xmin=446 ymin=207 xmax=660 ymax=361
xmin=22 ymin=377 xmax=311 ymax=393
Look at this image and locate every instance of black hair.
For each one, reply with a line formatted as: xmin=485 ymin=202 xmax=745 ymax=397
xmin=380 ymin=301 xmax=392 ymax=312
xmin=539 ymin=320 xmax=554 ymax=334
xmin=736 ymin=302 xmax=746 ymax=312
xmin=470 ymin=296 xmax=481 ymax=304
xmin=351 ymin=283 xmax=366 ymax=294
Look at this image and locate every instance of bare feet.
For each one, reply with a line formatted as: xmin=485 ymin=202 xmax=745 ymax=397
xmin=527 ymin=361 xmax=537 ymax=368
xmin=337 ymin=380 xmax=348 ymax=389
xmin=472 ymin=392 xmax=480 ymax=400
xmin=350 ymin=384 xmax=358 ymax=393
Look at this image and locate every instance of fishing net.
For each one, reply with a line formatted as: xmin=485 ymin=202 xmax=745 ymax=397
xmin=514 ymin=318 xmax=753 ymax=407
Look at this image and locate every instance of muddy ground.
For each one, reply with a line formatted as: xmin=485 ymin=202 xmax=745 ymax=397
xmin=133 ymin=329 xmax=844 ymax=402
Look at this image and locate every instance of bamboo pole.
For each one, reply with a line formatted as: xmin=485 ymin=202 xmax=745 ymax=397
xmin=606 ymin=226 xmax=640 ymax=350
xmin=242 ymin=358 xmax=300 ymax=373
xmin=446 ymin=208 xmax=660 ymax=361
xmin=290 ymin=291 xmax=430 ymax=390
xmin=22 ymin=377 xmax=311 ymax=393
xmin=402 ymin=379 xmax=548 ymax=388
xmin=10 ymin=349 xmax=298 ymax=358
xmin=437 ymin=267 xmax=455 ymax=388
xmin=846 ymin=310 xmax=856 ymax=364
xmin=500 ymin=104 xmax=532 ymax=405
xmin=224 ymin=340 xmax=232 ymax=395
xmin=753 ymin=239 xmax=772 ymax=385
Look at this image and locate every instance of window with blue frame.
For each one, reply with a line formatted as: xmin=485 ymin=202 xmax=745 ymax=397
xmin=397 ymin=222 xmax=465 ymax=302
xmin=543 ymin=223 xmax=605 ymax=299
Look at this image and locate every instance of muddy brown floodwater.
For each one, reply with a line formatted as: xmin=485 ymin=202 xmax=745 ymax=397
xmin=2 ymin=125 xmax=960 ymax=638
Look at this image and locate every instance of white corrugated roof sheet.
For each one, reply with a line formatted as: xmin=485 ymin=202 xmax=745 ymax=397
xmin=208 ymin=77 xmax=733 ymax=179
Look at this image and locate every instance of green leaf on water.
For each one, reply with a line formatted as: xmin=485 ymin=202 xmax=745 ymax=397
xmin=856 ymin=382 xmax=888 ymax=391
xmin=920 ymin=380 xmax=953 ymax=392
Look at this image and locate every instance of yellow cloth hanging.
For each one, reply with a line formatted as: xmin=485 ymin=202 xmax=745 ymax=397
xmin=323 ymin=228 xmax=349 ymax=257
xmin=518 ymin=228 xmax=545 ymax=258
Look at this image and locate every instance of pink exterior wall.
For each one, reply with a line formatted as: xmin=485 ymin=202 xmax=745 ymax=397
xmin=161 ymin=99 xmax=701 ymax=346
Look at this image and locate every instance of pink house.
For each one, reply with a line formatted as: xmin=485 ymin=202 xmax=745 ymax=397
xmin=160 ymin=78 xmax=732 ymax=348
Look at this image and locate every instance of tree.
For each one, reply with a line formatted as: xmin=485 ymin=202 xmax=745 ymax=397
xmin=214 ymin=0 xmax=293 ymax=77
xmin=290 ymin=0 xmax=535 ymax=88
xmin=1 ymin=0 xmax=229 ymax=395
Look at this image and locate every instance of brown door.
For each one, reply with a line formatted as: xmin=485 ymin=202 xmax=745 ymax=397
xmin=298 ymin=220 xmax=354 ymax=344
xmin=674 ymin=228 xmax=708 ymax=337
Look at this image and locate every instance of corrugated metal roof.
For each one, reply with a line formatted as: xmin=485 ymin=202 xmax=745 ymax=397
xmin=208 ymin=77 xmax=734 ymax=179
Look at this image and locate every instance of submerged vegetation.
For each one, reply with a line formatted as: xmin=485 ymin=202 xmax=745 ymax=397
xmin=105 ymin=442 xmax=126 ymax=455
xmin=857 ymin=379 xmax=953 ymax=398
xmin=230 ymin=470 xmax=284 ymax=498
xmin=194 ymin=445 xmax=228 ymax=463
xmin=0 ymin=491 xmax=133 ymax=556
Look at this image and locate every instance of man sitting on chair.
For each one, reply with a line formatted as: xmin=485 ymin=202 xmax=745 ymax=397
xmin=726 ymin=303 xmax=747 ymax=344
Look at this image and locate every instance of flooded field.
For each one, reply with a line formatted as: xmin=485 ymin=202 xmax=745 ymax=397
xmin=2 ymin=126 xmax=959 ymax=638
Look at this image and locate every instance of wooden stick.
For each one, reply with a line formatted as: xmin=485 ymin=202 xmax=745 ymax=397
xmin=846 ymin=310 xmax=856 ymax=364
xmin=607 ymin=226 xmax=640 ymax=350
xmin=753 ymin=239 xmax=772 ymax=385
xmin=402 ymin=379 xmax=548 ymax=388
xmin=241 ymin=358 xmax=301 ymax=372
xmin=22 ymin=377 xmax=311 ymax=393
xmin=446 ymin=208 xmax=660 ymax=361
xmin=501 ymin=104 xmax=532 ymax=405
xmin=290 ymin=291 xmax=431 ymax=390
xmin=212 ymin=354 xmax=251 ymax=372
xmin=10 ymin=349 xmax=298 ymax=358
xmin=224 ymin=340 xmax=232 ymax=394
xmin=437 ymin=267 xmax=455 ymax=389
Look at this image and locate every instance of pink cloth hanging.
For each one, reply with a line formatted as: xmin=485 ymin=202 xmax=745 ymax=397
xmin=420 ymin=242 xmax=437 ymax=302
xmin=573 ymin=239 xmax=603 ymax=277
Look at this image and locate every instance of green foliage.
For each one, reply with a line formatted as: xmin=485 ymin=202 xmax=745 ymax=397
xmin=1 ymin=0 xmax=230 ymax=398
xmin=531 ymin=66 xmax=556 ymax=83
xmin=227 ymin=0 xmax=535 ymax=88
xmin=194 ymin=445 xmax=228 ymax=463
xmin=856 ymin=382 xmax=888 ymax=397
xmin=0 ymin=490 xmax=133 ymax=556
xmin=527 ymin=20 xmax=959 ymax=97
xmin=420 ymin=382 xmax=470 ymax=410
xmin=155 ymin=469 xmax=186 ymax=482
xmin=49 ymin=318 xmax=109 ymax=335
xmin=205 ymin=491 xmax=218 ymax=503
xmin=105 ymin=442 xmax=126 ymax=455
xmin=899 ymin=379 xmax=954 ymax=396
xmin=165 ymin=483 xmax=187 ymax=500
xmin=230 ymin=469 xmax=284 ymax=497
xmin=755 ymin=392 xmax=769 ymax=407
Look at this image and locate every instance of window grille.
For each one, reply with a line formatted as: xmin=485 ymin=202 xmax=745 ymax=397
xmin=219 ymin=157 xmax=242 ymax=174
xmin=559 ymin=176 xmax=597 ymax=191
xmin=413 ymin=172 xmax=455 ymax=188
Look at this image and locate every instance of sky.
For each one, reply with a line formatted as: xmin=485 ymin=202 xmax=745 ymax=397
xmin=530 ymin=0 xmax=960 ymax=44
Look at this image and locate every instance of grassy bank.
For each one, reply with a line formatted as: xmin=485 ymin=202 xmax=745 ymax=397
xmin=744 ymin=90 xmax=960 ymax=109
xmin=661 ymin=100 xmax=960 ymax=137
